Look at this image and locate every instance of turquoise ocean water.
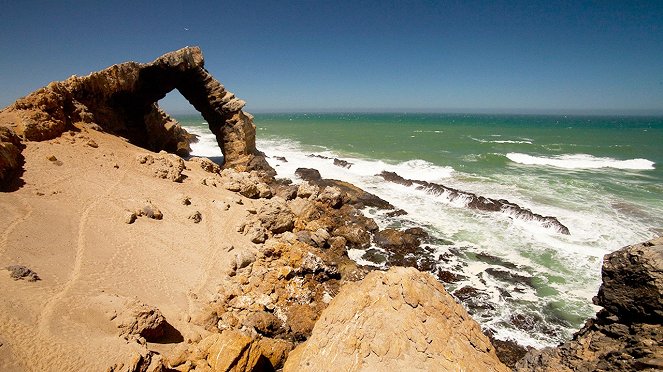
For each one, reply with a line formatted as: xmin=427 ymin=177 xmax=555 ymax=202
xmin=177 ymin=113 xmax=663 ymax=348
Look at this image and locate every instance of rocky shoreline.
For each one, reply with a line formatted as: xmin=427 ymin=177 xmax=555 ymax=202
xmin=1 ymin=47 xmax=661 ymax=371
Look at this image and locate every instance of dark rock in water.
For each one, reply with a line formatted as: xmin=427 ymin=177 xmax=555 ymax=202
xmin=307 ymin=154 xmax=332 ymax=160
xmin=361 ymin=248 xmax=388 ymax=265
xmin=485 ymin=268 xmax=534 ymax=288
xmin=373 ymin=228 xmax=421 ymax=251
xmin=275 ymin=156 xmax=288 ymax=162
xmin=515 ymin=237 xmax=663 ymax=372
xmin=5 ymin=265 xmax=40 ymax=282
xmin=377 ymin=171 xmax=570 ymax=235
xmin=437 ymin=269 xmax=462 ymax=283
xmin=295 ymin=167 xmax=322 ymax=181
xmin=333 ymin=158 xmax=353 ymax=168
xmin=484 ymin=330 xmax=531 ymax=369
xmin=386 ymin=209 xmax=408 ymax=217
xmin=474 ymin=252 xmax=520 ymax=270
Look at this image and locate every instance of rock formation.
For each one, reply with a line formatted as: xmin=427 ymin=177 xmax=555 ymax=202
xmin=0 ymin=46 xmax=273 ymax=190
xmin=283 ymin=266 xmax=509 ymax=371
xmin=379 ymin=170 xmax=570 ymax=234
xmin=516 ymin=237 xmax=663 ymax=371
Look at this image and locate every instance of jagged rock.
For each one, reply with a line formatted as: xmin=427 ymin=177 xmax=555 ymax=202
xmin=515 ymin=237 xmax=663 ymax=372
xmin=283 ymin=267 xmax=509 ymax=371
xmin=317 ymin=186 xmax=342 ymax=208
xmin=378 ymin=171 xmax=569 ymax=234
xmin=256 ymin=198 xmax=295 ymax=234
xmin=295 ymin=168 xmax=394 ymax=209
xmin=5 ymin=265 xmax=40 ymax=281
xmin=221 ymin=168 xmax=272 ymax=199
xmin=188 ymin=156 xmax=221 ymax=174
xmin=0 ymin=126 xmax=24 ymax=190
xmin=136 ymin=153 xmax=185 ymax=182
xmin=296 ymin=181 xmax=320 ymax=199
xmin=0 ymin=46 xmax=274 ymax=174
xmin=112 ymin=299 xmax=169 ymax=342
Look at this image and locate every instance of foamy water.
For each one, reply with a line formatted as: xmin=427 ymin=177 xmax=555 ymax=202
xmin=179 ymin=114 xmax=663 ymax=349
xmin=506 ymin=152 xmax=655 ymax=170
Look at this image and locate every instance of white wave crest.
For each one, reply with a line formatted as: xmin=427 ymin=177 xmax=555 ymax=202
xmin=506 ymin=153 xmax=655 ymax=170
xmin=470 ymin=137 xmax=533 ymax=144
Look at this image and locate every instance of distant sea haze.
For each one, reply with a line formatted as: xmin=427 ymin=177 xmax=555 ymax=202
xmin=179 ymin=112 xmax=663 ymax=348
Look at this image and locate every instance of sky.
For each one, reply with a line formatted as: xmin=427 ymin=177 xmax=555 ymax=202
xmin=1 ymin=1 xmax=662 ymax=114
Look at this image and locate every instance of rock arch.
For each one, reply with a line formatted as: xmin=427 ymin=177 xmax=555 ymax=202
xmin=0 ymin=46 xmax=273 ymax=188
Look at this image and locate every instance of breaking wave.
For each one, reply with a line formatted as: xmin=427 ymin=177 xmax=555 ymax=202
xmin=506 ymin=153 xmax=655 ymax=170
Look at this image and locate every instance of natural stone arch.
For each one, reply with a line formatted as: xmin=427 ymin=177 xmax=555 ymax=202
xmin=0 ymin=47 xmax=273 ymax=188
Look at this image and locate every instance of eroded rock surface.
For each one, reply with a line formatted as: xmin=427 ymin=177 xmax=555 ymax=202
xmin=516 ymin=237 xmax=663 ymax=371
xmin=284 ymin=266 xmax=509 ymax=372
xmin=0 ymin=46 xmax=274 ymax=190
xmin=379 ymin=170 xmax=569 ymax=234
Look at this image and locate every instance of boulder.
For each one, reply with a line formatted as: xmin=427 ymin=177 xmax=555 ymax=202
xmin=516 ymin=237 xmax=663 ymax=372
xmin=283 ymin=267 xmax=509 ymax=372
xmin=113 ymin=299 xmax=169 ymax=342
xmin=0 ymin=126 xmax=24 ymax=190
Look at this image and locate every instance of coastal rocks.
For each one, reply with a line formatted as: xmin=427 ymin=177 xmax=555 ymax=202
xmin=164 ymin=331 xmax=292 ymax=371
xmin=107 ymin=297 xmax=170 ymax=343
xmin=283 ymin=267 xmax=509 ymax=371
xmin=0 ymin=126 xmax=24 ymax=190
xmin=136 ymin=153 xmax=185 ymax=182
xmin=221 ymin=168 xmax=272 ymax=199
xmin=0 ymin=46 xmax=273 ymax=174
xmin=515 ymin=237 xmax=663 ymax=371
xmin=378 ymin=171 xmax=570 ymax=234
xmin=5 ymin=264 xmax=40 ymax=281
xmin=295 ymin=167 xmax=394 ymax=209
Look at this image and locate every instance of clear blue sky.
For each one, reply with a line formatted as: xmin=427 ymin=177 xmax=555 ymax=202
xmin=2 ymin=1 xmax=662 ymax=114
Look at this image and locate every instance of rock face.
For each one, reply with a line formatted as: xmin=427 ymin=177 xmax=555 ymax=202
xmin=283 ymin=266 xmax=509 ymax=372
xmin=0 ymin=46 xmax=273 ymax=189
xmin=0 ymin=126 xmax=23 ymax=190
xmin=516 ymin=237 xmax=663 ymax=371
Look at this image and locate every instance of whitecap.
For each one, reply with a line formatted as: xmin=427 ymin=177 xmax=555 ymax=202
xmin=506 ymin=153 xmax=655 ymax=170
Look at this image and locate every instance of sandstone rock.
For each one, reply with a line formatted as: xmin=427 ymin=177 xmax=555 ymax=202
xmin=516 ymin=237 xmax=663 ymax=372
xmin=317 ymin=186 xmax=342 ymax=208
xmin=189 ymin=156 xmax=221 ymax=174
xmin=296 ymin=181 xmax=319 ymax=199
xmin=1 ymin=47 xmax=273 ymax=174
xmin=0 ymin=126 xmax=24 ymax=190
xmin=256 ymin=198 xmax=295 ymax=234
xmin=205 ymin=331 xmax=261 ymax=372
xmin=113 ymin=299 xmax=169 ymax=342
xmin=373 ymin=228 xmax=421 ymax=251
xmin=136 ymin=153 xmax=185 ymax=182
xmin=283 ymin=267 xmax=509 ymax=371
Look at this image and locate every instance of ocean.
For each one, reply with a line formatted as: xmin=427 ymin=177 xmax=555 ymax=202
xmin=177 ymin=112 xmax=663 ymax=348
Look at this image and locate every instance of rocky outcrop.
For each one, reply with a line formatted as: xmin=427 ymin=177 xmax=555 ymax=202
xmin=0 ymin=46 xmax=273 ymax=190
xmin=0 ymin=126 xmax=24 ymax=191
xmin=283 ymin=266 xmax=509 ymax=371
xmin=295 ymin=167 xmax=394 ymax=209
xmin=379 ymin=170 xmax=570 ymax=234
xmin=516 ymin=237 xmax=663 ymax=371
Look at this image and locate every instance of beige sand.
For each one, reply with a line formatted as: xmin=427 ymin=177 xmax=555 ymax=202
xmin=0 ymin=127 xmax=258 ymax=371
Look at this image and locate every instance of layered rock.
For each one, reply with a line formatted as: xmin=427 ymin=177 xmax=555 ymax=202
xmin=0 ymin=46 xmax=273 ymax=190
xmin=516 ymin=237 xmax=663 ymax=371
xmin=379 ymin=170 xmax=570 ymax=234
xmin=283 ymin=266 xmax=509 ymax=371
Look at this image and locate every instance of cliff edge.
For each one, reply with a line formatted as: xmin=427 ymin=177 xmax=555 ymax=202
xmin=516 ymin=236 xmax=663 ymax=371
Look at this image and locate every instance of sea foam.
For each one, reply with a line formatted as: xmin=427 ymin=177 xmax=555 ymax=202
xmin=506 ymin=153 xmax=655 ymax=170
